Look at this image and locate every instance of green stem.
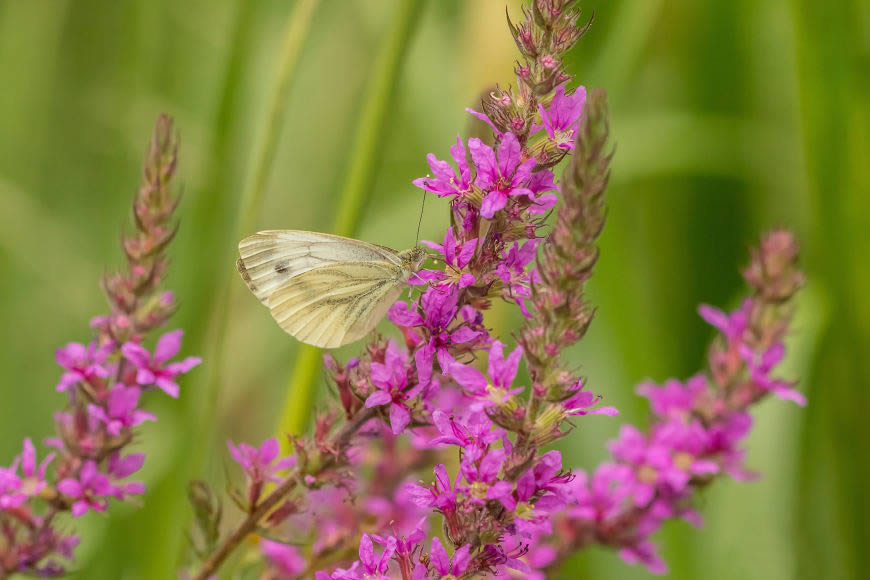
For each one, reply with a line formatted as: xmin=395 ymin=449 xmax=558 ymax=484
xmin=277 ymin=0 xmax=424 ymax=441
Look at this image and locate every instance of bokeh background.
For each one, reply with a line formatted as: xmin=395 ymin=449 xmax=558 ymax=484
xmin=0 ymin=0 xmax=867 ymax=578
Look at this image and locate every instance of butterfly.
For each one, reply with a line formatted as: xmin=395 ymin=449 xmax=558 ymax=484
xmin=237 ymin=230 xmax=427 ymax=348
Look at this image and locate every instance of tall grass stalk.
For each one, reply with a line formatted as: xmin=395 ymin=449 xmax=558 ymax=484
xmin=277 ymin=0 xmax=424 ymax=442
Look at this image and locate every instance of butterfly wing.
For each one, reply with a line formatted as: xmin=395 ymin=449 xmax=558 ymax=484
xmin=237 ymin=230 xmax=401 ymax=305
xmin=266 ymin=261 xmax=405 ymax=348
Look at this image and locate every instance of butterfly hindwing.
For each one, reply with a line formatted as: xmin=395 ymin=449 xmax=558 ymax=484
xmin=265 ymin=260 xmax=404 ymax=349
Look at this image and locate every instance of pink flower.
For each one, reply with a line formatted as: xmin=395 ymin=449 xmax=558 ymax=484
xmin=364 ymin=341 xmax=425 ymax=434
xmin=405 ymin=464 xmax=458 ymax=511
xmin=636 ymin=374 xmax=708 ymax=419
xmin=698 ymin=300 xmax=751 ymax=341
xmin=87 ymin=385 xmax=156 ymax=436
xmin=55 ymin=341 xmax=112 ymax=392
xmin=429 ymin=537 xmax=471 ymax=578
xmin=619 ymin=540 xmax=668 ymax=575
xmin=562 ymin=378 xmax=619 ymax=417
xmin=412 ymin=135 xmax=473 ymax=199
xmin=740 ymin=342 xmax=806 ymax=405
xmin=106 ymin=452 xmax=146 ymax=498
xmin=227 ymin=438 xmax=295 ymax=485
xmin=262 ymin=540 xmax=305 ymax=577
xmin=121 ymin=329 xmax=200 ymax=397
xmin=451 ymin=341 xmax=525 ymax=407
xmin=57 ymin=461 xmax=115 ymax=517
xmin=469 ymin=132 xmax=538 ymax=218
xmin=569 ymin=463 xmax=635 ymax=523
xmin=429 ymin=409 xmax=503 ymax=456
xmin=0 ymin=439 xmax=55 ymax=508
xmin=419 ymin=227 xmax=477 ymax=288
xmin=358 ymin=533 xmax=395 ymax=579
xmin=536 ymin=85 xmax=587 ymax=149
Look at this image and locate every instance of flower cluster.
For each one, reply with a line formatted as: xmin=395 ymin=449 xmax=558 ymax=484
xmin=192 ymin=2 xmax=806 ymax=579
xmin=520 ymin=231 xmax=805 ymax=575
xmin=0 ymin=116 xmax=199 ymax=576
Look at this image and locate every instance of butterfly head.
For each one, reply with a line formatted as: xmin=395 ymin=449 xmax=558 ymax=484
xmin=399 ymin=246 xmax=427 ymax=273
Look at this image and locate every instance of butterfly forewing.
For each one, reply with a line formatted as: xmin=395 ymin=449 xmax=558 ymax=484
xmin=237 ymin=230 xmax=420 ymax=348
xmin=237 ymin=230 xmax=401 ymax=305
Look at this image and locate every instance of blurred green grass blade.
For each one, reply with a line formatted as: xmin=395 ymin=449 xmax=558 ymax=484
xmin=195 ymin=0 xmax=322 ymax=450
xmin=277 ymin=0 xmax=424 ymax=441
xmin=790 ymin=1 xmax=870 ymax=579
xmin=125 ymin=2 xmax=323 ymax=578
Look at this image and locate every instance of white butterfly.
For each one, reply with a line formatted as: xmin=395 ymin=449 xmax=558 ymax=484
xmin=237 ymin=230 xmax=426 ymax=348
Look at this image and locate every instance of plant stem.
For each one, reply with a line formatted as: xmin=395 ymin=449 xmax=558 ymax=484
xmin=193 ymin=408 xmax=375 ymax=580
xmin=277 ymin=0 xmax=424 ymax=442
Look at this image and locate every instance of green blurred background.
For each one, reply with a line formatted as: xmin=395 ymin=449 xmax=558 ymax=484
xmin=0 ymin=0 xmax=867 ymax=578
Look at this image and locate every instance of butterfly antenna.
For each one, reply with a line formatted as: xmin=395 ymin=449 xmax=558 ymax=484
xmin=415 ymin=189 xmax=427 ymax=247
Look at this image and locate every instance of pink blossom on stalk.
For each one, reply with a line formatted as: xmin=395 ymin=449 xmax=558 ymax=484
xmin=739 ymin=342 xmax=806 ymax=405
xmin=412 ymin=135 xmax=473 ymax=199
xmin=0 ymin=439 xmax=55 ymax=508
xmin=405 ymin=464 xmax=459 ymax=511
xmin=468 ymin=132 xmax=538 ymax=218
xmin=364 ymin=341 xmax=425 ymax=434
xmin=619 ymin=540 xmax=668 ymax=575
xmin=55 ymin=341 xmax=112 ymax=392
xmin=120 ymin=329 xmax=201 ymax=397
xmin=106 ymin=452 xmax=146 ymax=498
xmin=420 ymin=227 xmax=477 ymax=288
xmin=428 ymin=537 xmax=471 ymax=579
xmin=357 ymin=533 xmax=395 ymax=579
xmin=227 ymin=438 xmax=296 ymax=486
xmin=429 ymin=409 xmax=504 ymax=457
xmin=372 ymin=523 xmax=427 ymax=580
xmin=535 ymin=85 xmax=587 ymax=149
xmin=400 ymin=285 xmax=487 ymax=383
xmin=636 ymin=374 xmax=709 ymax=419
xmin=562 ymin=378 xmax=619 ymax=417
xmin=56 ymin=461 xmax=114 ymax=517
xmin=459 ymin=447 xmax=513 ymax=508
xmin=698 ymin=300 xmax=751 ymax=341
xmin=87 ymin=385 xmax=156 ymax=436
xmin=495 ymin=239 xmax=541 ymax=316
xmin=568 ymin=463 xmax=635 ymax=523
xmin=705 ymin=412 xmax=757 ymax=481
xmin=451 ymin=341 xmax=525 ymax=408
xmin=261 ymin=540 xmax=305 ymax=577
